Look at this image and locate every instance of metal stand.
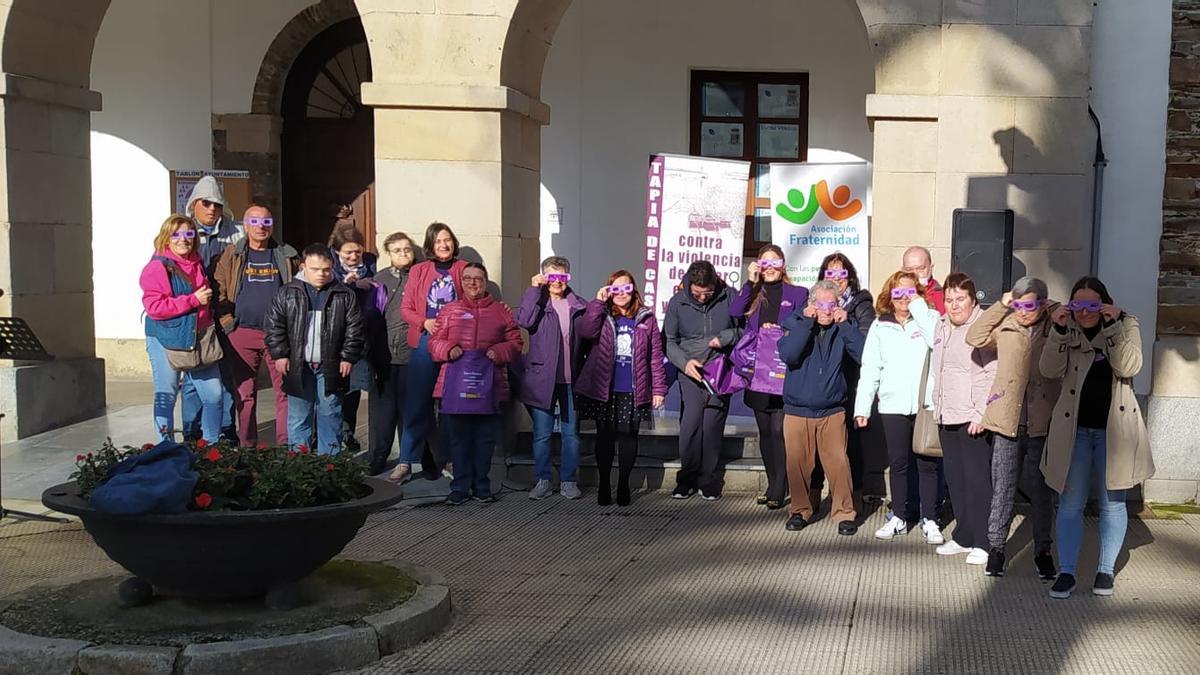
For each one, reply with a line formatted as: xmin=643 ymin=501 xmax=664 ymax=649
xmin=0 ymin=312 xmax=69 ymax=523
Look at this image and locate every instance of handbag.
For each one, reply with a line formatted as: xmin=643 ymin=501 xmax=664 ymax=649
xmin=701 ymin=355 xmax=748 ymax=395
xmin=728 ymin=328 xmax=759 ymax=381
xmin=165 ymin=323 xmax=224 ymax=371
xmin=748 ymin=326 xmax=787 ymax=396
xmin=912 ymin=349 xmax=942 ymax=458
xmin=440 ymin=349 xmax=499 ymax=415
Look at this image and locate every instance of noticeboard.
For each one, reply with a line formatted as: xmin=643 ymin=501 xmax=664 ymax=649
xmin=169 ymin=170 xmax=252 ymax=219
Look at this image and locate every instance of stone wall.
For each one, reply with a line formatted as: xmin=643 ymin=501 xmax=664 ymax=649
xmin=1164 ymin=1 xmax=1200 ymax=336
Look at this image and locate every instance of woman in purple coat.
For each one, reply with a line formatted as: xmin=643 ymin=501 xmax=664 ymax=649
xmin=575 ymin=270 xmax=667 ymax=506
xmin=728 ymin=244 xmax=809 ymax=510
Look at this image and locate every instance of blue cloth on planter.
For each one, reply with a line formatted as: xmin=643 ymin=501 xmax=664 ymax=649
xmin=89 ymin=441 xmax=199 ymax=515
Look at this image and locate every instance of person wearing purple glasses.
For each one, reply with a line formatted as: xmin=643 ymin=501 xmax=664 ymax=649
xmin=516 ymin=256 xmax=588 ymax=501
xmin=853 ymin=271 xmax=942 ymax=544
xmin=1041 ymin=276 xmax=1153 ymax=599
xmin=729 ymin=244 xmax=808 ymax=509
xmin=213 ymin=204 xmax=298 ymax=446
xmin=965 ymin=276 xmax=1062 ymax=580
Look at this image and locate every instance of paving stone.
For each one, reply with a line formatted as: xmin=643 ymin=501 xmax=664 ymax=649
xmin=363 ymin=584 xmax=451 ymax=654
xmin=76 ymin=644 xmax=179 ymax=675
xmin=0 ymin=625 xmax=90 ymax=675
xmin=178 ymin=625 xmax=378 ymax=675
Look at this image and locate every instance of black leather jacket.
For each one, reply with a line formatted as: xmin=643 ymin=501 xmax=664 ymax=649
xmin=265 ymin=279 xmax=364 ymax=397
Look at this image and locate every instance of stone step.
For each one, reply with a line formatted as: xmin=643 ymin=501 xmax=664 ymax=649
xmin=503 ymin=453 xmax=769 ymax=494
xmin=515 ymin=416 xmax=763 ymax=460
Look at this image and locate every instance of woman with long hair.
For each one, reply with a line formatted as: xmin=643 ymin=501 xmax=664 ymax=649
xmin=931 ymin=273 xmax=997 ymax=566
xmin=140 ymin=214 xmax=225 ymax=442
xmin=1041 ymin=277 xmax=1153 ymax=598
xmin=729 ymin=244 xmax=808 ymax=509
xmin=854 ymin=271 xmax=942 ymax=543
xmin=575 ymin=270 xmax=667 ymax=506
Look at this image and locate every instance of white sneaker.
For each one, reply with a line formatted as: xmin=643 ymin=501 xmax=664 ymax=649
xmin=936 ymin=541 xmax=970 ymax=556
xmin=920 ymin=518 xmax=944 ymax=545
xmin=965 ymin=548 xmax=989 ymax=565
xmin=874 ymin=516 xmax=909 ymax=540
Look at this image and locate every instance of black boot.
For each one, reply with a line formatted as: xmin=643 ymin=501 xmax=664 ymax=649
xmin=616 ymin=481 xmax=631 ymax=507
xmin=985 ymin=547 xmax=1005 ymax=577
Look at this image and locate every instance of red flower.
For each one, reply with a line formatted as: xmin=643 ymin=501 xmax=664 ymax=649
xmin=194 ymin=493 xmax=213 ymax=509
xmin=75 ymin=454 xmax=85 ymax=462
xmin=195 ymin=438 xmax=209 ymax=449
xmin=287 ymin=451 xmax=297 ymax=459
xmin=204 ymin=448 xmax=222 ymax=462
xmin=86 ymin=452 xmax=93 ymax=459
xmin=325 ymin=463 xmax=335 ymax=472
xmin=256 ymin=442 xmax=268 ymax=450
xmin=142 ymin=443 xmax=155 ymax=450
xmin=298 ymin=445 xmax=309 ymax=455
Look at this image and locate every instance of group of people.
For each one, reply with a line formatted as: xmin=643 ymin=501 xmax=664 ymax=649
xmin=140 ymin=181 xmax=1153 ymax=599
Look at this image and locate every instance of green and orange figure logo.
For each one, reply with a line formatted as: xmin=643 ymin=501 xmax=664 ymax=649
xmin=776 ymin=180 xmax=863 ymax=224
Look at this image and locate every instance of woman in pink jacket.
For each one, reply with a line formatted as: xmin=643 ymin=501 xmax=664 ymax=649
xmin=429 ymin=263 xmax=523 ymax=504
xmin=930 ymin=272 xmax=998 ymax=566
xmin=139 ymin=214 xmax=225 ymax=442
xmin=391 ymin=222 xmax=469 ymax=482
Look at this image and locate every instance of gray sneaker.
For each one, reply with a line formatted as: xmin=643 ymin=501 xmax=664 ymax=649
xmin=529 ymin=479 xmax=554 ymax=500
xmin=560 ymin=481 xmax=582 ymax=500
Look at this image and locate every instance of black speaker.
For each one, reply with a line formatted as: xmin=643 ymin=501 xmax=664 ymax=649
xmin=951 ymin=209 xmax=1014 ymax=307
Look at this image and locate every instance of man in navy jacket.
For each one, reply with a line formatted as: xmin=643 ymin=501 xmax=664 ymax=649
xmin=777 ymin=279 xmax=866 ymax=535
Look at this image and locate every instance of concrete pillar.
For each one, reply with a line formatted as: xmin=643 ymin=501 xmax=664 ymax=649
xmin=0 ymin=73 xmax=106 ymax=439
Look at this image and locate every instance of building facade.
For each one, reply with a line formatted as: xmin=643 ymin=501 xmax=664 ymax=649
xmin=0 ymin=0 xmax=1194 ymax=500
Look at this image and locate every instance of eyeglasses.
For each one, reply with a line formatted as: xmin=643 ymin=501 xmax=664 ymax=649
xmin=170 ymin=230 xmax=197 ymax=241
xmin=199 ymin=199 xmax=221 ymax=209
xmin=462 ymin=275 xmax=486 ymax=284
xmin=824 ymin=269 xmax=849 ymax=280
xmin=758 ymin=259 xmax=784 ymax=269
xmin=813 ymin=300 xmax=838 ymax=311
xmin=890 ymin=287 xmax=918 ymax=300
xmin=546 ymin=273 xmax=571 ymax=284
xmin=1011 ymin=299 xmax=1042 ymax=312
xmin=1067 ymin=300 xmax=1102 ymax=313
xmin=608 ymin=283 xmax=634 ymax=295
xmin=246 ymin=216 xmax=274 ymax=229
xmin=691 ymin=288 xmax=715 ymax=299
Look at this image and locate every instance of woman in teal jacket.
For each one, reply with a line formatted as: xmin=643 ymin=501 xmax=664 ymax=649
xmin=853 ymin=271 xmax=942 ymax=544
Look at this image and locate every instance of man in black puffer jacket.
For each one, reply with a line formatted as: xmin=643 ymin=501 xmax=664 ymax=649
xmin=266 ymin=244 xmax=364 ymax=454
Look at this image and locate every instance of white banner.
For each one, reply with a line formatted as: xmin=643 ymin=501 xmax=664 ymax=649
xmin=769 ymin=162 xmax=871 ymax=288
xmin=644 ymin=154 xmax=750 ymax=322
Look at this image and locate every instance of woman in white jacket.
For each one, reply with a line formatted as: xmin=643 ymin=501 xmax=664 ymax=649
xmin=854 ymin=271 xmax=943 ymax=544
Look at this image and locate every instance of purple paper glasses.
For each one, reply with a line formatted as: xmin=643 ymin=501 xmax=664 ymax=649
xmin=758 ymin=258 xmax=784 ymax=269
xmin=890 ymin=287 xmax=918 ymax=300
xmin=607 ymin=283 xmax=634 ymax=295
xmin=824 ymin=268 xmax=849 ymax=280
xmin=170 ymin=230 xmax=197 ymax=241
xmin=246 ymin=216 xmax=274 ymax=228
xmin=1067 ymin=300 xmax=1103 ymax=313
xmin=546 ymin=273 xmax=571 ymax=284
xmin=813 ymin=300 xmax=838 ymax=312
xmin=1011 ymin=299 xmax=1042 ymax=312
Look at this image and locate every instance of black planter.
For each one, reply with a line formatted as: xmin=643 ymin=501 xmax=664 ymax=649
xmin=41 ymin=477 xmax=403 ymax=599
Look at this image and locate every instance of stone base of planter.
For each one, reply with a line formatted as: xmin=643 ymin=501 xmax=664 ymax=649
xmin=0 ymin=561 xmax=451 ymax=675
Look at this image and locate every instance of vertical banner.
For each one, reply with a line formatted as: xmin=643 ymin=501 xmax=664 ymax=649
xmin=769 ymin=162 xmax=871 ymax=287
xmin=643 ymin=154 xmax=751 ymax=322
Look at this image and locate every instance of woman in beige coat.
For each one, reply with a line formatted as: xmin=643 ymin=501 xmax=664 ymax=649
xmin=1040 ymin=276 xmax=1153 ymax=600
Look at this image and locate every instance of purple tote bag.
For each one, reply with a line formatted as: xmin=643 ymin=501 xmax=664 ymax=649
xmin=440 ymin=349 xmax=498 ymax=414
xmin=701 ymin=356 xmax=748 ymax=395
xmin=729 ymin=328 xmax=758 ymax=381
xmin=748 ymin=326 xmax=787 ymax=395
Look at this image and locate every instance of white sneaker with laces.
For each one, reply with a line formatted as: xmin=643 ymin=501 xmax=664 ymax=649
xmin=965 ymin=548 xmax=989 ymax=565
xmin=936 ymin=541 xmax=970 ymax=556
xmin=874 ymin=515 xmax=909 ymax=540
xmin=920 ymin=518 xmax=944 ymax=545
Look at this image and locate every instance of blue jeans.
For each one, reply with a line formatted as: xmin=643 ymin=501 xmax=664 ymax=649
xmin=287 ymin=365 xmax=343 ymax=455
xmin=529 ymin=383 xmax=580 ymax=482
xmin=146 ymin=335 xmax=224 ymax=443
xmin=400 ymin=334 xmax=445 ymax=464
xmin=1057 ymin=427 xmax=1127 ymax=575
xmin=446 ymin=413 xmax=499 ymax=498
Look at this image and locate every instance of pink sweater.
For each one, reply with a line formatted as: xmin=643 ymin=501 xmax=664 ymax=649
xmin=139 ymin=250 xmax=213 ymax=331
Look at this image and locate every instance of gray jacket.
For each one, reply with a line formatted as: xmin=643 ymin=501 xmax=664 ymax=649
xmin=376 ymin=265 xmax=411 ymax=365
xmin=663 ymin=285 xmax=741 ymax=370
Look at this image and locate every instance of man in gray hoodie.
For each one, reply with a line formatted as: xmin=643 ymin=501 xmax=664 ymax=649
xmin=180 ymin=175 xmax=244 ymax=441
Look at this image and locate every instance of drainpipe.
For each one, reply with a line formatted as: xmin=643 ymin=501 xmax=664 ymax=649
xmin=1088 ymin=105 xmax=1108 ymax=276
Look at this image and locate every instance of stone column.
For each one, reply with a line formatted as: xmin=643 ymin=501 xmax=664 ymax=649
xmin=1150 ymin=1 xmax=1200 ymax=503
xmin=0 ymin=74 xmax=107 ymax=438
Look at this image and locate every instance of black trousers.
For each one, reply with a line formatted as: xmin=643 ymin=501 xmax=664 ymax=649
xmin=938 ymin=423 xmax=993 ymax=549
xmin=596 ymin=420 xmax=641 ymax=495
xmin=368 ymin=364 xmax=438 ymax=475
xmin=879 ymin=414 xmax=940 ymax=522
xmin=676 ymin=376 xmax=730 ymax=494
xmin=753 ymin=410 xmax=788 ymax=502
